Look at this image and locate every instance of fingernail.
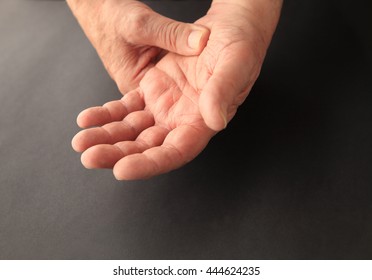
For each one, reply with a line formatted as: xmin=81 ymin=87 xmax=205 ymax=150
xmin=220 ymin=110 xmax=228 ymax=129
xmin=188 ymin=30 xmax=203 ymax=50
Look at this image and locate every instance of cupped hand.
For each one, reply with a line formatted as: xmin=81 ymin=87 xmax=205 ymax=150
xmin=72 ymin=1 xmax=282 ymax=180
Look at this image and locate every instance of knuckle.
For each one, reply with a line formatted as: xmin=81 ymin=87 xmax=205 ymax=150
xmin=124 ymin=8 xmax=152 ymax=43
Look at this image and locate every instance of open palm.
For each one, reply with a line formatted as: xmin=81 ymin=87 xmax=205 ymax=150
xmin=72 ymin=3 xmax=269 ymax=180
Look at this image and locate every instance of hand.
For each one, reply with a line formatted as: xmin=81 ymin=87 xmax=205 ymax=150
xmin=72 ymin=0 xmax=282 ymax=180
xmin=66 ymin=0 xmax=210 ymax=92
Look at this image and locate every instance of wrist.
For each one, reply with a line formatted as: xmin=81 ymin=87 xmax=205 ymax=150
xmin=66 ymin=0 xmax=103 ymax=11
xmin=67 ymin=0 xmax=109 ymax=49
xmin=211 ymin=0 xmax=283 ymax=46
xmin=66 ymin=0 xmax=104 ymax=27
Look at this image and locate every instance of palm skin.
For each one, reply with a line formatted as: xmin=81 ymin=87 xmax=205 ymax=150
xmin=72 ymin=3 xmax=274 ymax=180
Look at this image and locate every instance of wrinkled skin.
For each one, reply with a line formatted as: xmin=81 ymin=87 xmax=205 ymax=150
xmin=71 ymin=1 xmax=282 ymax=180
xmin=67 ymin=0 xmax=210 ymax=93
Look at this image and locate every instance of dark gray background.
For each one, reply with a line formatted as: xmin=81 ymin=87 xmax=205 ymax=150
xmin=0 ymin=0 xmax=371 ymax=259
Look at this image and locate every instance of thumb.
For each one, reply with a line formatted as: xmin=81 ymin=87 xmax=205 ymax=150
xmin=198 ymin=42 xmax=259 ymax=131
xmin=199 ymin=68 xmax=253 ymax=131
xmin=125 ymin=10 xmax=210 ymax=56
xmin=199 ymin=77 xmax=232 ymax=132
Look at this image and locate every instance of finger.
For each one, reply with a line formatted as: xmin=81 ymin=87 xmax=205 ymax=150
xmin=113 ymin=125 xmax=213 ymax=180
xmin=72 ymin=110 xmax=154 ymax=152
xmin=76 ymin=90 xmax=144 ymax=128
xmin=80 ymin=145 xmax=124 ymax=169
xmin=199 ymin=76 xmax=232 ymax=131
xmin=80 ymin=126 xmax=169 ymax=169
xmin=124 ymin=9 xmax=210 ymax=56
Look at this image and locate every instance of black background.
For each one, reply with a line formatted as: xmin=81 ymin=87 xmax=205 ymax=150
xmin=0 ymin=0 xmax=371 ymax=259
